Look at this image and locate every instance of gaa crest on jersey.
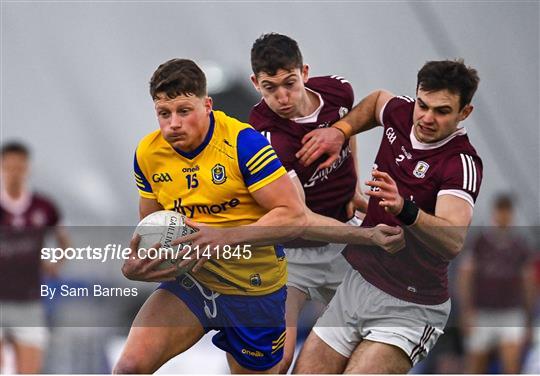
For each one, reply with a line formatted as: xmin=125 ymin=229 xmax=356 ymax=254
xmin=211 ymin=163 xmax=227 ymax=185
xmin=338 ymin=106 xmax=349 ymax=119
xmin=413 ymin=161 xmax=430 ymax=178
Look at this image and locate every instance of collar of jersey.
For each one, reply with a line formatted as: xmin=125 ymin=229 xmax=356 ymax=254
xmin=290 ymin=88 xmax=324 ymax=123
xmin=173 ymin=111 xmax=215 ymax=159
xmin=410 ymin=124 xmax=467 ymax=150
xmin=0 ymin=187 xmax=32 ymax=215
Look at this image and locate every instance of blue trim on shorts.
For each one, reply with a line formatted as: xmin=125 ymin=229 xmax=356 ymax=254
xmin=274 ymin=244 xmax=285 ymax=258
xmin=158 ymin=275 xmax=286 ymax=371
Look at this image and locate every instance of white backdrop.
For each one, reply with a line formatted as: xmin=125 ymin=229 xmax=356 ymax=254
xmin=2 ymin=1 xmax=539 ymax=226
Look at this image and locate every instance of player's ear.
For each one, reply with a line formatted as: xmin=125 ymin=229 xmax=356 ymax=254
xmin=302 ymin=64 xmax=310 ymax=83
xmin=250 ymin=74 xmax=260 ymax=91
xmin=205 ymin=96 xmax=213 ymax=115
xmin=459 ymin=104 xmax=473 ymax=121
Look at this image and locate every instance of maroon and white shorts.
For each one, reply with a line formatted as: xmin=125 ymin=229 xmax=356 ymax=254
xmin=285 ymin=217 xmax=361 ymax=304
xmin=313 ymin=268 xmax=450 ymax=366
xmin=0 ymin=300 xmax=49 ymax=349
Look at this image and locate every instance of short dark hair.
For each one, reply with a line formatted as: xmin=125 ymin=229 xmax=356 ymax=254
xmin=417 ymin=59 xmax=480 ymax=109
xmin=1 ymin=141 xmax=30 ymax=157
xmin=149 ymin=58 xmax=207 ymax=100
xmin=493 ymin=193 xmax=514 ymax=211
xmin=251 ymin=33 xmax=303 ymax=76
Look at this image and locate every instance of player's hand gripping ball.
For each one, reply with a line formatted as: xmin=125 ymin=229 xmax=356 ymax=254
xmin=134 ymin=210 xmax=197 ymax=276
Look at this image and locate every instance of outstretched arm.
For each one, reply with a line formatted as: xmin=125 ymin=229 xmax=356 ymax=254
xmin=302 ymin=208 xmax=405 ymax=254
xmin=296 ymin=90 xmax=393 ymax=169
xmin=289 ymin=174 xmax=403 ymax=253
xmin=237 ymin=173 xmax=307 ymax=243
xmin=175 ymin=173 xmax=307 ymax=272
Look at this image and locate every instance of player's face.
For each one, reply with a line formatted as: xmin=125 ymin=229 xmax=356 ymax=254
xmin=1 ymin=152 xmax=29 ymax=188
xmin=154 ymin=93 xmax=212 ymax=152
xmin=251 ymin=66 xmax=309 ymax=119
xmin=493 ymin=207 xmax=513 ymax=227
xmin=413 ymin=88 xmax=473 ymax=143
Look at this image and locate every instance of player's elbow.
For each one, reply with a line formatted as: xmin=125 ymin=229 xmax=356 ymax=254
xmin=437 ymin=224 xmax=468 ymax=261
xmin=287 ymin=202 xmax=308 ymax=238
xmin=295 ymin=208 xmax=309 ymax=234
xmin=443 ymin=240 xmax=465 ymax=261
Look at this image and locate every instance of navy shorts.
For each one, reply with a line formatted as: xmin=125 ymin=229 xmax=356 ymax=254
xmin=159 ymin=274 xmax=286 ymax=371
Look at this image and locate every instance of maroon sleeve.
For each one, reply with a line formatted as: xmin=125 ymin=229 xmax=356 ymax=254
xmin=248 ymin=104 xmax=295 ymax=172
xmin=334 ymin=76 xmax=354 ymax=110
xmin=248 ymin=102 xmax=270 ymax=132
xmin=248 ymin=106 xmax=262 ymax=131
xmin=46 ymin=200 xmax=61 ymax=226
xmin=320 ymin=75 xmax=354 ymax=111
xmin=347 ymin=84 xmax=354 ymax=109
xmin=36 ymin=195 xmax=61 ymax=226
xmin=438 ymin=152 xmax=483 ymax=206
xmin=380 ymin=96 xmax=415 ymax=130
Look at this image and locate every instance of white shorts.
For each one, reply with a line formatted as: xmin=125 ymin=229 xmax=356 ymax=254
xmin=465 ymin=309 xmax=527 ymax=352
xmin=285 ymin=217 xmax=360 ymax=304
xmin=0 ymin=301 xmax=49 ymax=349
xmin=313 ymin=268 xmax=450 ymax=366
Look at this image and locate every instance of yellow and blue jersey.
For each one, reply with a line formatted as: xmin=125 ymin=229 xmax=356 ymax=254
xmin=134 ymin=110 xmax=287 ymax=295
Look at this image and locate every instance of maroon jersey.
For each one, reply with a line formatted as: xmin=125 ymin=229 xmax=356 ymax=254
xmin=344 ymin=96 xmax=483 ymax=305
xmin=250 ymin=75 xmax=357 ymax=222
xmin=0 ymin=191 xmax=60 ymax=301
xmin=470 ymin=229 xmax=531 ymax=309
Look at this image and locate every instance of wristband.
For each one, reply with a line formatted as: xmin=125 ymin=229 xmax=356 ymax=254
xmin=332 ymin=121 xmax=353 ymax=140
xmin=396 ymin=199 xmax=419 ymax=226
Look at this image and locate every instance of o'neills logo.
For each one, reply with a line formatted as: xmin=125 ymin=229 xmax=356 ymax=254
xmin=242 ymin=349 xmax=264 ymax=357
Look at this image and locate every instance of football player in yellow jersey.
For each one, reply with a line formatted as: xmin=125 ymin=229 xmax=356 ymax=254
xmin=114 ymin=58 xmax=405 ymax=374
xmin=114 ymin=58 xmax=306 ymax=374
